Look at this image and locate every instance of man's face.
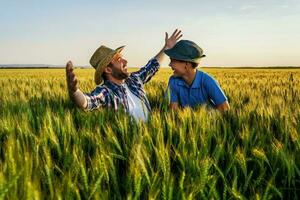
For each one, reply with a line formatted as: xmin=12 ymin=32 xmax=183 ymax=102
xmin=108 ymin=53 xmax=129 ymax=80
xmin=169 ymin=58 xmax=187 ymax=77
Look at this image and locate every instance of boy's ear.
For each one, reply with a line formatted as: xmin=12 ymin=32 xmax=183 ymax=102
xmin=186 ymin=62 xmax=193 ymax=70
xmin=185 ymin=62 xmax=190 ymax=70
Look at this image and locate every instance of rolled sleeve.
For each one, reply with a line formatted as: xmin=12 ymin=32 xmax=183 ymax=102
xmin=84 ymin=87 xmax=110 ymax=110
xmin=131 ymin=58 xmax=160 ymax=84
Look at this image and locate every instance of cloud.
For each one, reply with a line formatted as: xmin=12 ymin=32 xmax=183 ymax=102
xmin=240 ymin=5 xmax=257 ymax=11
xmin=278 ymin=5 xmax=289 ymax=8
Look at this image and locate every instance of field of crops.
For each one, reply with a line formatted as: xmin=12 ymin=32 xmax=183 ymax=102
xmin=0 ymin=67 xmax=299 ymax=199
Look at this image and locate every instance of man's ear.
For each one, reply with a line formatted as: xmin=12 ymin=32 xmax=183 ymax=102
xmin=104 ymin=66 xmax=112 ymax=74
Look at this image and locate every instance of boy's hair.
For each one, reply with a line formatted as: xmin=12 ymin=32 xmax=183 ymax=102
xmin=191 ymin=62 xmax=198 ymax=69
xmin=175 ymin=59 xmax=198 ymax=69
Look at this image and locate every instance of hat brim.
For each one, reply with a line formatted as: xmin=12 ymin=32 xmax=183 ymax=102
xmin=94 ymin=46 xmax=125 ymax=85
xmin=164 ymin=49 xmax=205 ymax=64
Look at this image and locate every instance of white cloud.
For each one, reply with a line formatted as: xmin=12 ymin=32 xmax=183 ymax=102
xmin=278 ymin=5 xmax=289 ymax=8
xmin=240 ymin=5 xmax=257 ymax=11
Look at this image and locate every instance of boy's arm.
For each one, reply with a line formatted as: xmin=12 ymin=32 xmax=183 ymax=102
xmin=167 ymin=77 xmax=180 ymax=110
xmin=170 ymin=102 xmax=179 ymax=110
xmin=203 ymin=73 xmax=230 ymax=112
xmin=216 ymin=101 xmax=230 ymax=112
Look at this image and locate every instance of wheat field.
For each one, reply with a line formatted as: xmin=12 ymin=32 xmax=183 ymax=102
xmin=0 ymin=68 xmax=299 ymax=199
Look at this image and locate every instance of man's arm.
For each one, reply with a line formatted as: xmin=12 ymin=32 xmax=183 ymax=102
xmin=154 ymin=29 xmax=182 ymax=64
xmin=66 ymin=61 xmax=87 ymax=109
xmin=132 ymin=29 xmax=183 ymax=84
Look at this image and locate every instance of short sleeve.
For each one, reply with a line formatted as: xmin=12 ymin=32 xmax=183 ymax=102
xmin=167 ymin=77 xmax=179 ymax=103
xmin=203 ymin=73 xmax=227 ymax=106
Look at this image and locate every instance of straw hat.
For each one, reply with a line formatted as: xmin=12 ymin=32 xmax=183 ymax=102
xmin=90 ymin=45 xmax=125 ymax=85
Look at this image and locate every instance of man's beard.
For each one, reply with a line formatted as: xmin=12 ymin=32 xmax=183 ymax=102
xmin=111 ymin=68 xmax=130 ymax=80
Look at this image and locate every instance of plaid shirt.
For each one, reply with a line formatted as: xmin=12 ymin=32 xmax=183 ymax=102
xmin=85 ymin=58 xmax=160 ymax=112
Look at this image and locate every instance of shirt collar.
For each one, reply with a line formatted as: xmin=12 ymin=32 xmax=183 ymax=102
xmin=176 ymin=70 xmax=201 ymax=88
xmin=190 ymin=70 xmax=202 ymax=88
xmin=104 ymin=79 xmax=124 ymax=91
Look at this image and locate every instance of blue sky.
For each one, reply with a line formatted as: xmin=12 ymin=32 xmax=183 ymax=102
xmin=0 ymin=0 xmax=300 ymax=67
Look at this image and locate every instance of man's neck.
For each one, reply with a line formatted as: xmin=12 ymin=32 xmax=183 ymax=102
xmin=182 ymin=69 xmax=197 ymax=86
xmin=107 ymin=76 xmax=125 ymax=85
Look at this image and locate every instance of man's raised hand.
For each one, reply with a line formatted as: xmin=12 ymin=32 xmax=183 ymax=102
xmin=165 ymin=29 xmax=182 ymax=49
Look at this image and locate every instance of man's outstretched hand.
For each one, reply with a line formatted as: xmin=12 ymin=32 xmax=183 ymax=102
xmin=65 ymin=61 xmax=87 ymax=109
xmin=66 ymin=61 xmax=78 ymax=96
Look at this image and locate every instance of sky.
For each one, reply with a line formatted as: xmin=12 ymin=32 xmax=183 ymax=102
xmin=0 ymin=0 xmax=300 ymax=67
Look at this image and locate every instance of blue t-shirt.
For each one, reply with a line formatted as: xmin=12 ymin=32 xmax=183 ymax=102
xmin=167 ymin=70 xmax=227 ymax=108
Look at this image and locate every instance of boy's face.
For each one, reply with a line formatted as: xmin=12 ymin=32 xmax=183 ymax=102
xmin=169 ymin=58 xmax=187 ymax=77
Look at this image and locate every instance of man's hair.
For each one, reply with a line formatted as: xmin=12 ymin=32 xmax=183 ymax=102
xmin=107 ymin=62 xmax=113 ymax=68
xmin=101 ymin=62 xmax=113 ymax=80
xmin=101 ymin=73 xmax=107 ymax=81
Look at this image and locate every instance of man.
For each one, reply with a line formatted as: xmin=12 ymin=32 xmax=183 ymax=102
xmin=66 ymin=29 xmax=182 ymax=121
xmin=165 ymin=40 xmax=230 ymax=111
